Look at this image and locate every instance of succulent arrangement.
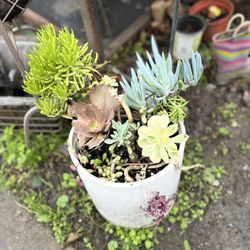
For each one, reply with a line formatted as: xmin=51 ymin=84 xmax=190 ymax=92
xmin=24 ymin=25 xmax=203 ymax=183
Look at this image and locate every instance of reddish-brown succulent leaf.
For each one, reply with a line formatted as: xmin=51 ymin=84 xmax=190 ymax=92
xmin=68 ymin=86 xmax=120 ymax=149
xmin=68 ymin=100 xmax=115 ymax=148
xmin=78 ymin=135 xmax=89 ymax=147
xmin=69 ymin=102 xmax=106 ymax=132
xmin=72 ymin=120 xmax=95 ymax=137
xmin=103 ymin=109 xmax=115 ymax=132
xmin=89 ymin=85 xmax=120 ymax=117
xmin=69 ymin=102 xmax=105 ymax=125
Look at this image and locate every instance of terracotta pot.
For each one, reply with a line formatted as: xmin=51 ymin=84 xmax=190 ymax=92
xmin=189 ymin=0 xmax=235 ymax=41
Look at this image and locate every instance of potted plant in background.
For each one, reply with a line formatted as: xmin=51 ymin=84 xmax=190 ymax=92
xmin=23 ymin=24 xmax=203 ymax=228
xmin=173 ymin=15 xmax=206 ymax=59
xmin=189 ymin=0 xmax=235 ymax=41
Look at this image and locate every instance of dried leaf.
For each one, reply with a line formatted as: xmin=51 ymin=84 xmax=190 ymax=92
xmin=89 ymin=85 xmax=120 ymax=116
xmin=86 ymin=133 xmax=105 ymax=149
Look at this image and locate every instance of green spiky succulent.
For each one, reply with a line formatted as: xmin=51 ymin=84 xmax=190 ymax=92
xmin=165 ymin=95 xmax=188 ymax=123
xmin=23 ymin=24 xmax=99 ymax=117
xmin=137 ymin=114 xmax=188 ymax=163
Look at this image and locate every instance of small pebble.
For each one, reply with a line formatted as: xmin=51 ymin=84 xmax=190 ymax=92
xmin=243 ymin=90 xmax=250 ymax=107
xmin=70 ymin=165 xmax=77 ymax=172
xmin=243 ymin=164 xmax=249 ymax=171
xmin=230 ymin=86 xmax=237 ymax=92
xmin=16 ymin=211 xmax=22 ymax=216
xmin=205 ymin=83 xmax=216 ymax=92
xmin=231 ymin=120 xmax=239 ymax=128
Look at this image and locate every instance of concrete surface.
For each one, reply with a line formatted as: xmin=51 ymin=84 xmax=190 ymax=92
xmin=0 ymin=190 xmax=62 ymax=250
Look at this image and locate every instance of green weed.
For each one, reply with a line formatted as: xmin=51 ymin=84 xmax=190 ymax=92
xmin=218 ymin=102 xmax=237 ymax=120
xmin=220 ymin=143 xmax=229 ymax=156
xmin=0 ymin=127 xmax=225 ymax=249
xmin=0 ymin=125 xmax=64 ymax=170
xmin=240 ymin=142 xmax=250 ymax=154
xmin=218 ymin=127 xmax=232 ymax=138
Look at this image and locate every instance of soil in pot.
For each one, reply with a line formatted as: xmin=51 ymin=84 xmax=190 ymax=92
xmin=0 ymin=40 xmax=35 ymax=97
xmin=76 ymin=140 xmax=166 ymax=183
xmin=0 ymin=65 xmax=26 ymax=97
xmin=75 ymin=124 xmax=181 ymax=184
xmin=199 ymin=5 xmax=228 ymax=22
xmin=177 ymin=16 xmax=205 ymax=33
xmin=0 ymin=58 xmax=12 ymax=96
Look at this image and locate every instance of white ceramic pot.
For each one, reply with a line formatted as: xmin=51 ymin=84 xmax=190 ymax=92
xmin=173 ymin=15 xmax=206 ymax=59
xmin=68 ymin=122 xmax=186 ymax=228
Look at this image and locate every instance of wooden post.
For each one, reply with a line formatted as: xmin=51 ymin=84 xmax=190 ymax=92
xmin=78 ymin=0 xmax=104 ymax=61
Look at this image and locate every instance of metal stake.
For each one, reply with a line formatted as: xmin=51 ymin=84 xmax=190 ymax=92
xmin=169 ymin=0 xmax=180 ymax=56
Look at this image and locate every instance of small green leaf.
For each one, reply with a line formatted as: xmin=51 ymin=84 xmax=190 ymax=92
xmin=31 ymin=176 xmax=43 ymax=188
xmin=183 ymin=239 xmax=191 ymax=250
xmin=37 ymin=214 xmax=52 ymax=223
xmin=56 ymin=195 xmax=69 ymax=208
xmin=145 ymin=240 xmax=153 ymax=249
xmin=108 ymin=240 xmax=118 ymax=250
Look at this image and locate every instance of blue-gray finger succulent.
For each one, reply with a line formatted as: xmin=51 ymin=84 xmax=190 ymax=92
xmin=120 ymin=69 xmax=147 ymax=112
xmin=121 ymin=36 xmax=203 ymax=112
xmin=136 ymin=37 xmax=180 ymax=98
xmin=179 ymin=51 xmax=203 ymax=89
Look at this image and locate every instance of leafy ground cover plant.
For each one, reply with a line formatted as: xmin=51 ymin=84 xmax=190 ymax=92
xmin=24 ymin=24 xmax=203 ymax=183
xmin=0 ymin=128 xmax=225 ymax=249
xmin=0 ymin=125 xmax=64 ymax=170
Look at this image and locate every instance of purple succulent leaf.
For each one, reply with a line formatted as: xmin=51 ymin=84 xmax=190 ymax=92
xmin=143 ymin=192 xmax=176 ymax=224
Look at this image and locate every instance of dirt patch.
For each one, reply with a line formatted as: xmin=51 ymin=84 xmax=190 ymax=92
xmin=156 ymin=79 xmax=250 ymax=249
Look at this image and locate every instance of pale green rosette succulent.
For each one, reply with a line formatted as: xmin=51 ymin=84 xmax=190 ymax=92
xmin=137 ymin=114 xmax=188 ymax=164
